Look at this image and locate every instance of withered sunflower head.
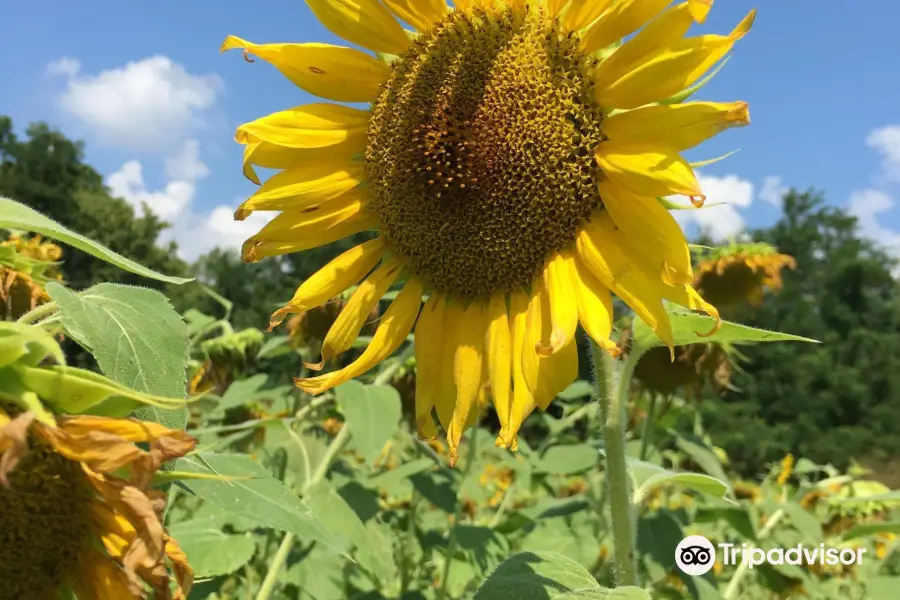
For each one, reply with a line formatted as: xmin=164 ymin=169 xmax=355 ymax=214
xmin=0 ymin=405 xmax=196 ymax=599
xmin=694 ymin=242 xmax=796 ymax=309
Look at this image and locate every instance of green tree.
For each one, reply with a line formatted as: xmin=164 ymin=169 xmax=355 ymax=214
xmin=701 ymin=190 xmax=900 ymax=476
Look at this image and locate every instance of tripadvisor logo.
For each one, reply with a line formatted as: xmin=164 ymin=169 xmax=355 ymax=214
xmin=675 ymin=535 xmax=867 ymax=576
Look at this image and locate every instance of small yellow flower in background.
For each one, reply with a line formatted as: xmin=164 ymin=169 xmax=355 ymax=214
xmin=479 ymin=463 xmax=515 ymax=507
xmin=223 ymin=0 xmax=754 ymax=462
xmin=732 ymin=480 xmax=763 ymax=503
xmin=322 ymin=417 xmax=344 ymax=437
xmin=0 ymin=405 xmax=196 ymax=599
xmin=875 ymin=533 xmax=896 ymax=559
xmin=777 ymin=453 xmax=794 ymax=485
xmin=695 ymin=243 xmax=796 ymax=309
xmin=0 ymin=234 xmax=63 ymax=320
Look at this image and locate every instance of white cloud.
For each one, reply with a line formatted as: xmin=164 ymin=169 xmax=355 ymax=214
xmin=52 ymin=55 xmax=222 ymax=150
xmin=672 ymin=173 xmax=754 ymax=242
xmin=759 ymin=175 xmax=787 ymax=207
xmin=46 ymin=57 xmax=81 ymax=78
xmin=848 ymin=189 xmax=900 ymax=256
xmin=107 ymin=140 xmax=272 ymax=260
xmin=866 ymin=125 xmax=900 ymax=181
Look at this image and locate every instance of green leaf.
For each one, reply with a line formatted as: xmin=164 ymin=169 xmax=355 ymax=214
xmin=356 ymin=519 xmax=399 ymax=591
xmin=835 ymin=491 xmax=900 ymax=504
xmin=166 ymin=518 xmax=256 ymax=578
xmin=554 ymin=591 xmax=651 ymax=600
xmin=304 ymin=480 xmax=366 ymax=552
xmin=634 ymin=471 xmax=732 ymax=505
xmin=175 ymin=452 xmax=345 ymax=554
xmin=631 ymin=311 xmax=818 ymax=357
xmin=536 ymin=444 xmax=598 ymax=476
xmin=473 ymin=551 xmax=623 ymax=600
xmin=557 ymin=380 xmax=594 ymax=401
xmin=638 ymin=511 xmax=684 ymax=580
xmin=781 ymin=502 xmax=822 ymax=541
xmin=0 ymin=197 xmax=192 ymax=285
xmin=47 ymin=283 xmax=189 ymax=398
xmin=842 ymin=521 xmax=900 ymax=540
xmin=695 ymin=507 xmax=757 ymax=541
xmin=0 ymin=321 xmax=64 ymax=368
xmin=674 ymin=435 xmax=731 ymax=491
xmin=337 ymin=381 xmax=401 ymax=463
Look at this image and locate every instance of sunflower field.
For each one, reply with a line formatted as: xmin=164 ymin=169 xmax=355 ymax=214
xmin=4 ymin=1 xmax=900 ymax=599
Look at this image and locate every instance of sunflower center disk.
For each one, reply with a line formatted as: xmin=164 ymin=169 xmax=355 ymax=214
xmin=367 ymin=6 xmax=604 ymax=298
xmin=0 ymin=443 xmax=91 ymax=598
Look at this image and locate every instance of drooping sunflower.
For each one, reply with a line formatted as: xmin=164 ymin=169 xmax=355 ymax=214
xmin=694 ymin=242 xmax=796 ymax=308
xmin=1 ymin=234 xmax=63 ymax=321
xmin=224 ymin=0 xmax=753 ymax=461
xmin=0 ymin=406 xmax=195 ymax=599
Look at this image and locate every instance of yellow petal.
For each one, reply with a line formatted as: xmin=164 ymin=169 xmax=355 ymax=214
xmin=270 ymin=237 xmax=386 ymax=328
xmin=485 ymin=291 xmax=512 ymax=440
xmin=536 ymin=252 xmax=578 ymax=357
xmin=414 ymin=292 xmax=447 ymax=438
xmin=447 ymin=299 xmax=487 ymax=465
xmin=595 ymin=144 xmax=701 ymax=199
xmin=237 ymin=158 xmax=365 ymax=216
xmin=592 ymin=1 xmax=694 ymax=66
xmin=521 ymin=275 xmax=579 ymax=410
xmin=244 ymin=189 xmax=369 ymax=244
xmin=236 ymin=104 xmax=369 ymax=150
xmin=576 ymin=215 xmax=674 ymax=347
xmin=500 ymin=290 xmax=532 ymax=449
xmin=242 ymin=211 xmax=378 ymax=262
xmin=599 ymin=181 xmax=692 ymax=286
xmin=314 ymin=257 xmax=402 ymax=368
xmin=434 ymin=299 xmax=463 ymax=432
xmin=688 ymin=0 xmax=712 ymax=23
xmin=546 ymin=0 xmax=569 ymax=18
xmin=381 ymin=0 xmax=448 ymax=32
xmin=602 ymin=101 xmax=750 ymax=152
xmin=595 ymin=10 xmax=756 ymax=109
xmin=296 ymin=277 xmax=424 ymax=395
xmin=221 ymin=36 xmax=390 ymax=103
xmin=562 ymin=0 xmax=611 ymax=32
xmin=572 ymin=257 xmax=618 ymax=355
xmin=240 ymin=142 xmax=321 ymax=186
xmin=305 ymin=0 xmax=411 ymax=55
xmin=581 ymin=0 xmax=671 ymax=54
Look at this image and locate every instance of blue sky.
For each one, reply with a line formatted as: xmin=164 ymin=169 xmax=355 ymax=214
xmin=2 ymin=0 xmax=899 ymax=259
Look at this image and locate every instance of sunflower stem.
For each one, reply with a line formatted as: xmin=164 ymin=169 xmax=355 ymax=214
xmin=255 ymin=420 xmax=351 ymax=600
xmin=438 ymin=428 xmax=479 ymax=599
xmin=591 ymin=342 xmax=640 ymax=587
xmin=15 ymin=300 xmax=58 ymax=325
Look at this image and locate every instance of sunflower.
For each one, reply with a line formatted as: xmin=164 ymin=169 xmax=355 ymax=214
xmin=223 ymin=0 xmax=753 ymax=462
xmin=0 ymin=405 xmax=196 ymax=599
xmin=1 ymin=234 xmax=63 ymax=321
xmin=694 ymin=242 xmax=796 ymax=309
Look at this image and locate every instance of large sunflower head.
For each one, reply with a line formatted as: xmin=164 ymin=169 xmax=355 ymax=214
xmin=224 ymin=0 xmax=754 ymax=461
xmin=0 ymin=406 xmax=196 ymax=599
xmin=694 ymin=242 xmax=796 ymax=308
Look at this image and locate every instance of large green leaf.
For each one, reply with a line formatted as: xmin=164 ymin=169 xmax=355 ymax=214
xmin=536 ymin=444 xmax=599 ymax=476
xmin=0 ymin=197 xmax=192 ymax=285
xmin=175 ymin=453 xmax=345 ymax=554
xmin=473 ymin=551 xmax=648 ymax=600
xmin=631 ymin=310 xmax=818 ymax=357
xmin=337 ymin=381 xmax=402 ymax=463
xmin=47 ymin=282 xmax=190 ymax=427
xmin=304 ymin=480 xmax=366 ymax=552
xmin=166 ymin=518 xmax=257 ymax=578
xmin=634 ymin=471 xmax=732 ymax=505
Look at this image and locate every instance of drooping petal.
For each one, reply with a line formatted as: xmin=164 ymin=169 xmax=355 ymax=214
xmin=382 ymin=0 xmax=448 ymax=32
xmin=72 ymin=549 xmax=136 ymax=600
xmin=413 ymin=292 xmax=446 ymax=439
xmin=595 ymin=144 xmax=702 ymax=199
xmin=575 ymin=214 xmax=674 ymax=347
xmin=270 ymin=237 xmax=386 ymax=328
xmin=296 ymin=277 xmax=424 ymax=395
xmin=599 ymin=181 xmax=693 ymax=286
xmin=241 ymin=210 xmax=378 ymax=262
xmin=521 ymin=274 xmax=579 ymax=410
xmin=595 ymin=10 xmax=756 ymax=109
xmin=239 ymin=142 xmax=326 ymax=186
xmin=500 ymin=290 xmax=532 ymax=450
xmin=433 ymin=299 xmax=463 ymax=432
xmin=305 ymin=0 xmax=411 ymax=55
xmin=236 ymin=159 xmax=365 ymax=217
xmin=236 ymin=104 xmax=369 ymax=150
xmin=313 ymin=257 xmax=402 ymax=367
xmin=221 ymin=36 xmax=390 ymax=103
xmin=561 ymin=0 xmax=610 ymax=32
xmin=243 ymin=189 xmax=369 ymax=246
xmin=602 ymin=101 xmax=750 ymax=152
xmin=581 ymin=0 xmax=671 ymax=54
xmin=447 ymin=299 xmax=487 ymax=465
xmin=485 ymin=291 xmax=512 ymax=442
xmin=571 ymin=257 xmax=619 ymax=355
xmin=536 ymin=252 xmax=579 ymax=356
